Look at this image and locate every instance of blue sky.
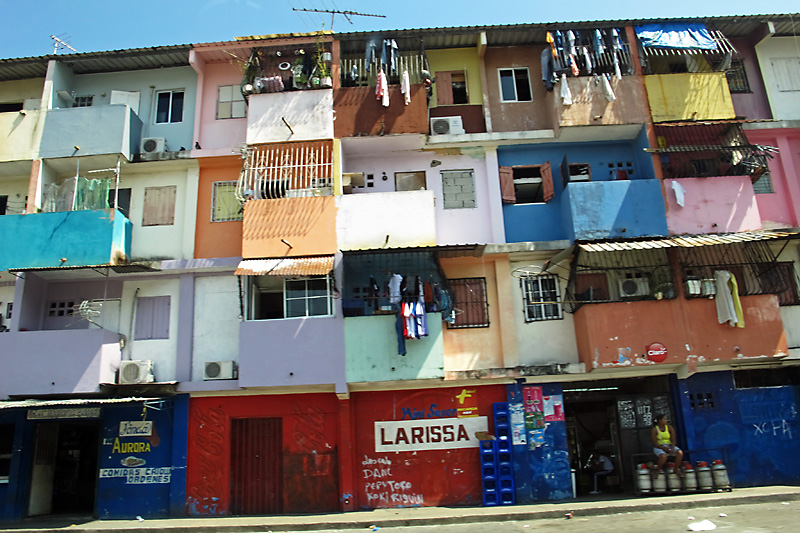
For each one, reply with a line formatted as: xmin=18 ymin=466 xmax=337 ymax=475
xmin=1 ymin=0 xmax=798 ymax=59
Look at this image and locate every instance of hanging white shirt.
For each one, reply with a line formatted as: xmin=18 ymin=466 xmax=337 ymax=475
xmin=401 ymin=70 xmax=411 ymax=105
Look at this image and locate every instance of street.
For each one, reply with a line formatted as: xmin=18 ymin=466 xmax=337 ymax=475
xmin=292 ymin=500 xmax=798 ymax=533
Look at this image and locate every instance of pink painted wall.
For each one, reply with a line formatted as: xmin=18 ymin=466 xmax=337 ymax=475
xmin=744 ymin=128 xmax=800 ymax=228
xmin=195 ymin=62 xmax=247 ymax=153
xmin=665 ymin=176 xmax=762 ymax=235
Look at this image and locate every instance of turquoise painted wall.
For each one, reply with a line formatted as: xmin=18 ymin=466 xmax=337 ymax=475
xmin=344 ymin=314 xmax=444 ymax=383
xmin=0 ymin=209 xmax=132 ymax=271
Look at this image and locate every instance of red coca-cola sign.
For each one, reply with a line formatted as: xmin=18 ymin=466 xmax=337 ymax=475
xmin=646 ymin=342 xmax=668 ymax=363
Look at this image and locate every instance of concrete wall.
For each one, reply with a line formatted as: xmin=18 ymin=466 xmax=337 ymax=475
xmin=664 ymin=177 xmax=762 ymax=235
xmin=195 ymin=156 xmax=243 ymax=259
xmin=246 ymin=90 xmax=333 ymax=144
xmin=0 ymin=109 xmax=42 ymax=163
xmin=555 ymin=75 xmax=647 ymax=127
xmin=756 ymin=37 xmax=800 ymax=120
xmin=334 ymin=84 xmax=428 ymax=137
xmin=645 ymin=73 xmax=735 ymax=122
xmin=729 ymin=38 xmax=772 ymax=120
xmin=193 ymin=61 xmax=247 ymax=154
xmin=0 ymin=178 xmax=30 ymax=215
xmin=428 ymin=48 xmax=483 ymax=107
xmin=39 ymin=105 xmax=142 ymax=160
xmin=744 ymin=127 xmax=800 ymax=228
xmin=192 ymin=275 xmax=240 ymax=381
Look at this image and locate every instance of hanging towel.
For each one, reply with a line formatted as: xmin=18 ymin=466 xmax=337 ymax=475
xmin=714 ymin=270 xmax=742 ymax=327
xmin=729 ymin=272 xmax=745 ymax=328
xmin=569 ymin=54 xmax=580 ymax=76
xmin=376 ymin=69 xmax=389 ymax=107
xmin=583 ymin=46 xmax=593 ymax=74
xmin=602 ymin=73 xmax=616 ymax=102
xmin=560 ymin=74 xmax=573 ymax=105
xmin=401 ymin=70 xmax=411 ymax=105
xmin=672 ymin=180 xmax=686 ymax=207
xmin=566 ymin=30 xmax=577 ymax=56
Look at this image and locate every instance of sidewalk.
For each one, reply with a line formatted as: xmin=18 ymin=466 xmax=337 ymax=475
xmin=6 ymin=486 xmax=800 ymax=533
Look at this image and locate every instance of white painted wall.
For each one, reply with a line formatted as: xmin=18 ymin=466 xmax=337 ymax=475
xmin=0 ymin=178 xmax=30 ymax=215
xmin=756 ymin=37 xmax=800 ymax=120
xmin=192 ymin=275 xmax=240 ymax=380
xmin=509 ymin=259 xmax=581 ymax=366
xmin=119 ymin=278 xmax=180 ymax=382
xmin=120 ymin=161 xmax=198 ymax=261
xmin=246 ymin=89 xmax=333 ymax=144
xmin=0 ymin=283 xmax=14 ymax=330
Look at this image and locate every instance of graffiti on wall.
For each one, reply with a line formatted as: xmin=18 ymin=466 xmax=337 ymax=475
xmin=362 ymin=455 xmax=424 ymax=506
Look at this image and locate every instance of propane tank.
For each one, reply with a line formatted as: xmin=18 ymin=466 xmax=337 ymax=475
xmin=652 ymin=468 xmax=667 ymax=493
xmin=666 ymin=462 xmax=682 ymax=492
xmin=636 ymin=463 xmax=652 ymax=494
xmin=696 ymin=461 xmax=713 ymax=491
xmin=681 ymin=461 xmax=698 ymax=492
xmin=711 ymin=459 xmax=731 ymax=491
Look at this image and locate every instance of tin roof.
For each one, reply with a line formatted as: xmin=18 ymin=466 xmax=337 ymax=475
xmin=235 ymin=255 xmax=335 ymax=276
xmin=578 ymin=229 xmax=800 ymax=252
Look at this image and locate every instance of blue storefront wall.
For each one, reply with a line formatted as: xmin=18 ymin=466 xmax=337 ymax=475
xmin=507 ymin=382 xmax=572 ymax=503
xmin=676 ymin=371 xmax=800 ymax=487
xmin=96 ymin=395 xmax=188 ymax=519
xmin=498 ymin=134 xmax=658 ymax=244
xmin=0 ymin=410 xmax=27 ymax=522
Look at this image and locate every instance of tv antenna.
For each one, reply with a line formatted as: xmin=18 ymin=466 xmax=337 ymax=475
xmin=292 ymin=8 xmax=385 ymax=30
xmin=51 ymin=34 xmax=78 ymax=54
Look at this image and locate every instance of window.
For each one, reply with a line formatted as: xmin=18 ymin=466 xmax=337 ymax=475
xmin=725 ymin=59 xmax=751 ymax=93
xmin=249 ymin=275 xmax=333 ymax=320
xmin=217 ymin=85 xmax=246 ymax=119
xmin=155 ymin=90 xmax=185 ymax=123
xmin=394 ymin=172 xmax=426 ymax=192
xmin=435 ymin=70 xmax=469 ymax=105
xmin=212 ymin=181 xmax=243 ymax=222
xmin=609 ymin=161 xmax=635 ymax=180
xmin=134 ymin=296 xmax=170 ymax=340
xmin=447 ymin=278 xmax=489 ymax=328
xmin=0 ymin=195 xmax=6 ymax=215
xmin=758 ymin=262 xmax=800 ymax=306
xmin=108 ymin=188 xmax=132 ymax=218
xmin=73 ymin=95 xmax=93 ymax=107
xmin=0 ymin=102 xmax=23 ymax=113
xmin=500 ymin=164 xmax=554 ymax=204
xmin=441 ymin=170 xmax=475 ymax=209
xmin=47 ymin=300 xmax=75 ymax=317
xmin=522 ymin=275 xmax=563 ymax=322
xmin=753 ymin=172 xmax=774 ymax=194
xmin=142 ymin=185 xmax=176 ymax=226
xmin=771 ymin=58 xmax=800 ymax=92
xmin=498 ymin=68 xmax=532 ymax=102
xmin=0 ymin=424 xmax=13 ymax=483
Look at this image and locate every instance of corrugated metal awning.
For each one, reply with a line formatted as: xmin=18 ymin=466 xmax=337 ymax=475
xmin=578 ymin=229 xmax=800 ymax=252
xmin=0 ymin=397 xmax=159 ymax=410
xmin=235 ymin=255 xmax=335 ymax=276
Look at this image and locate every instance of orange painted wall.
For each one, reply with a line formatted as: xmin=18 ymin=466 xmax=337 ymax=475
xmin=574 ymin=294 xmax=787 ymax=371
xmin=195 ymin=156 xmax=243 ymax=259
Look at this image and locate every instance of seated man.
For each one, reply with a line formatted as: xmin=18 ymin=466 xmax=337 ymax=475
xmin=587 ymin=450 xmax=614 ymax=494
xmin=651 ymin=413 xmax=683 ymax=477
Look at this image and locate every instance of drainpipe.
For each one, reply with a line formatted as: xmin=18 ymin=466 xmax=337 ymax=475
xmin=188 ymin=49 xmax=205 ymax=157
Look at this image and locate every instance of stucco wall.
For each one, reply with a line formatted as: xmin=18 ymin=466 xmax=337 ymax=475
xmin=195 ymin=156 xmax=243 ymax=259
xmin=645 ymin=73 xmax=735 ymax=122
xmin=744 ymin=127 xmax=800 ymax=228
xmin=729 ymin=38 xmax=772 ymax=120
xmin=191 ymin=275 xmax=240 ymax=381
xmin=194 ymin=62 xmax=247 ymax=153
xmin=664 ymin=177 xmax=762 ymax=235
xmin=0 ymin=109 xmax=42 ymax=163
xmin=427 ymin=48 xmax=483 ymax=107
xmin=246 ymin=90 xmax=333 ymax=144
xmin=0 ymin=178 xmax=31 ymax=215
xmin=756 ymin=37 xmax=800 ymax=120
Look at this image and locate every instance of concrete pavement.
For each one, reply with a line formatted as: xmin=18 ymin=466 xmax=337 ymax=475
xmin=5 ymin=486 xmax=800 ymax=533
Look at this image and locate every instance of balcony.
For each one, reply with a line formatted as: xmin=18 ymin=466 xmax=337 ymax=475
xmin=555 ymin=75 xmax=647 ymax=128
xmin=334 ymin=84 xmax=428 ymax=137
xmin=246 ymin=90 xmax=333 ymax=144
xmin=0 ymin=109 xmax=41 ymax=170
xmin=665 ymin=176 xmax=762 ymax=234
xmin=0 ymin=328 xmax=121 ymax=398
xmin=574 ymin=294 xmax=787 ymax=373
xmin=0 ymin=209 xmax=132 ymax=271
xmin=39 ymin=105 xmax=142 ymax=163
xmin=645 ymin=72 xmax=735 ymax=122
xmin=564 ymin=179 xmax=668 ymax=241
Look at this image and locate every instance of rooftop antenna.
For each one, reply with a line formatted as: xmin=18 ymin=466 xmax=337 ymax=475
xmin=50 ymin=34 xmax=77 ymax=54
xmin=292 ymin=7 xmax=385 ymax=30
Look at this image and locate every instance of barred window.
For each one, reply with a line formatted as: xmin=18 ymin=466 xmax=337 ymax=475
xmin=73 ymin=95 xmax=93 ymax=107
xmin=447 ymin=278 xmax=489 ymax=328
xmin=753 ymin=172 xmax=774 ymax=194
xmin=211 ymin=181 xmax=243 ymax=222
xmin=725 ymin=59 xmax=751 ymax=93
xmin=522 ymin=275 xmax=563 ymax=322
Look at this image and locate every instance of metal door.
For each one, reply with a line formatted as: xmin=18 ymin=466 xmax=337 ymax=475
xmin=230 ymin=417 xmax=282 ymax=515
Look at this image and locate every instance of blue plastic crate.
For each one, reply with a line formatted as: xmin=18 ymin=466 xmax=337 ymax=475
xmin=499 ymin=477 xmax=515 ymax=490
xmin=497 ymin=452 xmax=512 ymax=465
xmin=483 ymin=492 xmax=500 ymax=507
xmin=480 ymin=439 xmax=498 ymax=453
xmin=482 ymin=478 xmax=497 ymax=491
xmin=498 ymin=463 xmax=512 ymax=477
xmin=482 ymin=465 xmax=497 ymax=478
xmin=499 ymin=489 xmax=516 ymax=505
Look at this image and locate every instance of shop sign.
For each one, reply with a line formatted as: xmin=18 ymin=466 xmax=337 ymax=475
xmin=374 ymin=416 xmax=488 ymax=452
xmin=646 ymin=342 xmax=668 ymax=363
xmin=120 ymin=420 xmax=153 ymax=437
xmin=28 ymin=407 xmax=101 ymax=419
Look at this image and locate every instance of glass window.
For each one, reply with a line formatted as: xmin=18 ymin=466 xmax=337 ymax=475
xmin=217 ymin=85 xmax=246 ymax=119
xmin=498 ymin=68 xmax=532 ymax=102
xmin=522 ymin=275 xmax=563 ymax=322
xmin=212 ymin=181 xmax=243 ymax=222
xmin=156 ymin=90 xmax=184 ymax=123
xmin=73 ymin=95 xmax=93 ymax=107
xmin=249 ymin=275 xmax=332 ymax=320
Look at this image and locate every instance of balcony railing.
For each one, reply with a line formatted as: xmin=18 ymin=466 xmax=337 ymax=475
xmin=237 ymin=140 xmax=333 ymax=202
xmin=340 ymin=50 xmax=428 ymax=87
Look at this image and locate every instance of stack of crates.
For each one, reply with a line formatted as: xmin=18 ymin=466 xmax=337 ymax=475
xmin=481 ymin=402 xmax=516 ymax=506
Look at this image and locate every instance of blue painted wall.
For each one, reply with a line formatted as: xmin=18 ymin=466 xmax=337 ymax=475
xmin=676 ymin=371 xmax=800 ymax=487
xmin=498 ymin=134 xmax=659 ymax=243
xmin=0 ymin=209 xmax=132 ymax=271
xmin=507 ymin=382 xmax=572 ymax=503
xmin=0 ymin=410 xmax=29 ymax=522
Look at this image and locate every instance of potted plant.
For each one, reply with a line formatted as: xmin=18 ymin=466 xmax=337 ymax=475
xmin=315 ymin=37 xmax=332 ymax=88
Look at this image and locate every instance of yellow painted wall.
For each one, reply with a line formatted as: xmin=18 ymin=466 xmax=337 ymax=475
xmin=645 ymin=72 xmax=735 ymax=122
xmin=427 ymin=48 xmax=483 ymax=107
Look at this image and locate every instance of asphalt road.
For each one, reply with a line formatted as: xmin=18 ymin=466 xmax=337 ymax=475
xmin=294 ymin=500 xmax=798 ymax=533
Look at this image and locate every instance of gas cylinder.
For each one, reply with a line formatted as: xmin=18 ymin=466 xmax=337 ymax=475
xmin=696 ymin=461 xmax=713 ymax=491
xmin=666 ymin=462 xmax=682 ymax=492
xmin=652 ymin=468 xmax=667 ymax=493
xmin=681 ymin=461 xmax=698 ymax=492
xmin=636 ymin=463 xmax=652 ymax=494
xmin=711 ymin=459 xmax=731 ymax=490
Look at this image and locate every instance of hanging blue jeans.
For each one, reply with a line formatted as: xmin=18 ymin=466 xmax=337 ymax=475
xmin=394 ymin=303 xmax=406 ymax=355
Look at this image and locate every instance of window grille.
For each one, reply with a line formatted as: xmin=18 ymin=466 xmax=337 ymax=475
xmin=238 ymin=141 xmax=333 ymax=203
xmin=725 ymin=59 xmax=751 ymax=93
xmin=447 ymin=278 xmax=489 ymax=328
xmin=522 ymin=274 xmax=563 ymax=322
xmin=212 ymin=181 xmax=243 ymax=222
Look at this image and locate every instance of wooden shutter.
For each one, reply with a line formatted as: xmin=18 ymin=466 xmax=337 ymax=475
xmin=541 ymin=161 xmax=554 ymax=202
xmin=134 ymin=296 xmax=170 ymax=340
xmin=142 ymin=185 xmax=176 ymax=226
xmin=499 ymin=166 xmax=516 ymax=203
xmin=435 ymin=71 xmax=453 ymax=105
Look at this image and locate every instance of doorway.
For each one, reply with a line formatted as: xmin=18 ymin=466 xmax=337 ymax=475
xmin=28 ymin=421 xmax=100 ymax=516
xmin=230 ymin=417 xmax=283 ymax=515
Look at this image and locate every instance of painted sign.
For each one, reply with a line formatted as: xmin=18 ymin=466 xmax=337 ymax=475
xmin=543 ymin=394 xmax=565 ymax=422
xmin=646 ymin=342 xmax=668 ymax=363
xmin=456 ymin=388 xmax=479 ymax=417
xmin=28 ymin=407 xmax=101 ymax=419
xmin=120 ymin=421 xmax=153 ymax=437
xmin=99 ymin=467 xmax=171 ymax=484
xmin=361 ymin=455 xmax=424 ymax=506
xmin=510 ymin=402 xmax=527 ymax=445
xmin=374 ymin=416 xmax=488 ymax=452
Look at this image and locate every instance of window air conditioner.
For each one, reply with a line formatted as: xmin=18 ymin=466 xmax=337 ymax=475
xmin=118 ymin=360 xmax=155 ymax=384
xmin=204 ymin=360 xmax=238 ymax=380
xmin=617 ymin=273 xmax=650 ymax=298
xmin=430 ymin=116 xmax=465 ymax=135
xmin=140 ymin=137 xmax=166 ymax=154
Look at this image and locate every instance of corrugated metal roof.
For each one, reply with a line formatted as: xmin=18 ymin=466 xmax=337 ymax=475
xmin=342 ymin=244 xmax=484 ymax=257
xmin=578 ymin=229 xmax=800 ymax=252
xmin=0 ymin=397 xmax=158 ymax=410
xmin=234 ymin=255 xmax=335 ymax=276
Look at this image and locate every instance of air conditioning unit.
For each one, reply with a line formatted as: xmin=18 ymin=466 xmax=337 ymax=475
xmin=118 ymin=360 xmax=155 ymax=384
xmin=204 ymin=360 xmax=238 ymax=380
xmin=617 ymin=273 xmax=650 ymax=298
xmin=430 ymin=116 xmax=465 ymax=135
xmin=140 ymin=137 xmax=166 ymax=154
